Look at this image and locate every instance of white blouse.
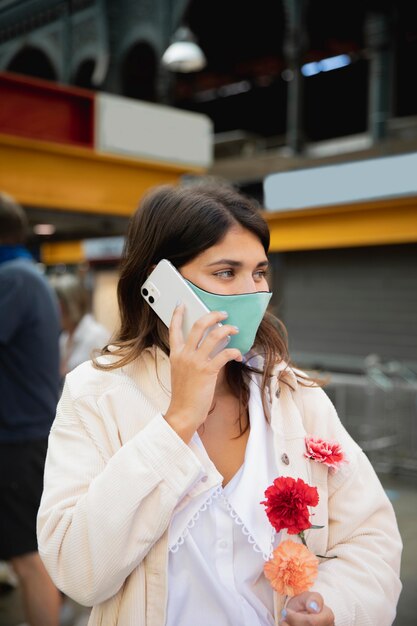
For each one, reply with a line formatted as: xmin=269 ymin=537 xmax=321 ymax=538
xmin=166 ymin=380 xmax=279 ymax=626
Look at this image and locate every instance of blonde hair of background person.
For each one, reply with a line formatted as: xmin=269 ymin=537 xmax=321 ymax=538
xmin=37 ymin=183 xmax=402 ymax=626
xmin=50 ymin=273 xmax=110 ymax=376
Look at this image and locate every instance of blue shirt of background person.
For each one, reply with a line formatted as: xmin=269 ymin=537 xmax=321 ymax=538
xmin=0 ymin=198 xmax=60 ymax=443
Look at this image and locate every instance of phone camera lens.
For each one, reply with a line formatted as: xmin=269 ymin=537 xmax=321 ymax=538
xmin=148 ymin=296 xmax=154 ymax=304
xmin=142 ymin=288 xmax=148 ymax=296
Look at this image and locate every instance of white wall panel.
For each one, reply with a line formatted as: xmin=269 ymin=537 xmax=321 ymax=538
xmin=264 ymin=151 xmax=417 ymax=211
xmin=96 ymin=93 xmax=213 ymax=168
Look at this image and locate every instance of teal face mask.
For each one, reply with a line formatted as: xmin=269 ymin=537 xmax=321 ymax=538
xmin=186 ymin=280 xmax=272 ymax=356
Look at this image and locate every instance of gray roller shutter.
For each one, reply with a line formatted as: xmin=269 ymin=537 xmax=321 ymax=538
xmin=270 ymin=243 xmax=417 ymax=371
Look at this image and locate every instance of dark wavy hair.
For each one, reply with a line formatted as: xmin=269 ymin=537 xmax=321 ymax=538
xmin=96 ymin=183 xmax=312 ymax=431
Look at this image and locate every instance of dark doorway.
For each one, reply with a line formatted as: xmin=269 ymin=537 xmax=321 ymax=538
xmin=74 ymin=59 xmax=96 ymax=90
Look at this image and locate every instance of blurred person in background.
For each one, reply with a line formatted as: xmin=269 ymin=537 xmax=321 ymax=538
xmin=38 ymin=184 xmax=401 ymax=626
xmin=0 ymin=192 xmax=61 ymax=626
xmin=50 ymin=273 xmax=110 ymax=378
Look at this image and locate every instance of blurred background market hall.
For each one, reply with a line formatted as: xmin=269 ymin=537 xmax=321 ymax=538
xmin=0 ymin=1 xmax=416 ymax=625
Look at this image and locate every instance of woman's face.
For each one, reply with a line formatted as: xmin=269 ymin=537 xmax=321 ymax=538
xmin=180 ymin=225 xmax=269 ymax=295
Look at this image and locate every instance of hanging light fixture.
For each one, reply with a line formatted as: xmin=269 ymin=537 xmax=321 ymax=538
xmin=162 ymin=26 xmax=206 ymax=73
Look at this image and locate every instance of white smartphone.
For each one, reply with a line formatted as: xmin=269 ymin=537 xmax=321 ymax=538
xmin=141 ymin=259 xmax=227 ymax=355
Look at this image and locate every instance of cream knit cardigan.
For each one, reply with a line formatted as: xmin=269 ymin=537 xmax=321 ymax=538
xmin=37 ymin=348 xmax=402 ymax=626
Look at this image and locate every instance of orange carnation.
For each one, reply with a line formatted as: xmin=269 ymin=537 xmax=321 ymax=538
xmin=263 ymin=540 xmax=319 ymax=597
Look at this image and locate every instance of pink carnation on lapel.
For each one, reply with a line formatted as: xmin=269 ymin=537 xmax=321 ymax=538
xmin=305 ymin=436 xmax=346 ymax=472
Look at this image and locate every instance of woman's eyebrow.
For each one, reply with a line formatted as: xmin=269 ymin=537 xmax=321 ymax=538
xmin=206 ymin=259 xmax=242 ymax=267
xmin=206 ymin=259 xmax=269 ymax=268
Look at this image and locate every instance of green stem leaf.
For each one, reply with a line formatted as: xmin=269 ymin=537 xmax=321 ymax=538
xmin=316 ymin=554 xmax=338 ymax=559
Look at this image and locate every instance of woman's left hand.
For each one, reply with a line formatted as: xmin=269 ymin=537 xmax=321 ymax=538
xmin=280 ymin=592 xmax=335 ymax=625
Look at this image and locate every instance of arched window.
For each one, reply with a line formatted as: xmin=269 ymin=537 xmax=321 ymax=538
xmin=7 ymin=46 xmax=56 ymax=81
xmin=121 ymin=42 xmax=157 ymax=102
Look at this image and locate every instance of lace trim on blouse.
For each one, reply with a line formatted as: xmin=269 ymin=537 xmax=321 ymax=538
xmin=169 ymin=487 xmax=275 ymax=561
xmin=169 ymin=486 xmax=223 ymax=553
xmin=221 ymin=494 xmax=275 ymax=561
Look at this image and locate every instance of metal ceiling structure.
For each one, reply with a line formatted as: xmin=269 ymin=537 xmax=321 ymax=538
xmin=176 ymin=0 xmax=417 ymax=147
xmin=1 ymin=0 xmax=417 ymax=250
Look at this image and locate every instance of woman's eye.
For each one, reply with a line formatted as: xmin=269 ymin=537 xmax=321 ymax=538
xmin=254 ymin=270 xmax=268 ymax=280
xmin=215 ymin=270 xmax=234 ymax=278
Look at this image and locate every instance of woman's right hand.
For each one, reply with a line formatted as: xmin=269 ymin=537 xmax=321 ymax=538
xmin=282 ymin=592 xmax=335 ymax=626
xmin=163 ymin=304 xmax=242 ymax=442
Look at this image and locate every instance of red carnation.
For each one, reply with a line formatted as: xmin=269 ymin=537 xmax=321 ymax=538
xmin=261 ymin=476 xmax=319 ymax=535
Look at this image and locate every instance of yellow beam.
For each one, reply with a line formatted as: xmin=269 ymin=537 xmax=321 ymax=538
xmin=42 ymin=195 xmax=417 ymax=264
xmin=264 ymin=196 xmax=417 ymax=251
xmin=41 ymin=241 xmax=84 ymax=265
xmin=0 ymin=133 xmax=205 ymax=216
xmin=5 ymin=130 xmax=416 ymax=255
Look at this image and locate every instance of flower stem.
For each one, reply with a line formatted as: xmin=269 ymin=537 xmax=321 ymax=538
xmin=298 ymin=531 xmax=308 ymax=547
xmin=316 ymin=554 xmax=337 ymax=559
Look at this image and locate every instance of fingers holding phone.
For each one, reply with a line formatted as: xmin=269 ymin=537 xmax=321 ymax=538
xmin=170 ymin=303 xmax=241 ymax=362
xmin=165 ymin=305 xmax=242 ymax=442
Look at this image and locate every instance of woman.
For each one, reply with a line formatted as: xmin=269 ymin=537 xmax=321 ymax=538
xmin=37 ymin=184 xmax=402 ymax=626
xmin=50 ymin=273 xmax=110 ymax=377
